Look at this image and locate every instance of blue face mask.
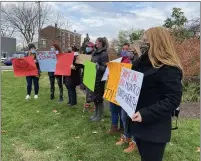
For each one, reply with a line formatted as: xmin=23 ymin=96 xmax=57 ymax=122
xmin=86 ymin=47 xmax=92 ymax=53
xmin=31 ymin=49 xmax=36 ymax=53
xmin=50 ymin=48 xmax=55 ymax=51
xmin=121 ymin=50 xmax=128 ymax=57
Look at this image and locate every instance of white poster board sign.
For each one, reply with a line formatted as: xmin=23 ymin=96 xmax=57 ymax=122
xmin=37 ymin=51 xmax=57 ymax=72
xmin=101 ymin=57 xmax=123 ymax=81
xmin=116 ymin=67 xmax=144 ymax=119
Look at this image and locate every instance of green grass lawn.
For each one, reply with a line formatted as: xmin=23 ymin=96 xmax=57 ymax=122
xmin=2 ymin=71 xmax=200 ymax=161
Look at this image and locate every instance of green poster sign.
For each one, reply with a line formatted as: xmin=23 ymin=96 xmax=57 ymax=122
xmin=83 ymin=61 xmax=96 ymax=92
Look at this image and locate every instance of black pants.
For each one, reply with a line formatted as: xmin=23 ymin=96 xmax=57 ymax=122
xmin=135 ymin=138 xmax=166 ymax=161
xmin=26 ymin=76 xmax=39 ymax=95
xmin=49 ymin=75 xmax=63 ymax=98
xmin=66 ymin=85 xmax=77 ymax=105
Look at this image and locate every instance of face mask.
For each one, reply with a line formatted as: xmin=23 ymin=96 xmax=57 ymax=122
xmin=121 ymin=50 xmax=128 ymax=57
xmin=86 ymin=47 xmax=92 ymax=53
xmin=140 ymin=43 xmax=150 ymax=55
xmin=50 ymin=47 xmax=55 ymax=51
xmin=31 ymin=49 xmax=36 ymax=53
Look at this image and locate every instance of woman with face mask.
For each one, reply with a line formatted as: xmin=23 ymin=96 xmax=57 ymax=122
xmin=128 ymin=27 xmax=183 ymax=161
xmin=82 ymin=42 xmax=95 ymax=112
xmin=48 ymin=44 xmax=64 ymax=102
xmin=25 ymin=43 xmax=40 ymax=100
xmin=63 ymin=49 xmax=81 ymax=107
xmin=88 ymin=37 xmax=109 ymax=121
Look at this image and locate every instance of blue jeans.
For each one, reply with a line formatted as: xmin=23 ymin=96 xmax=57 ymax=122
xmin=110 ymin=103 xmax=123 ymax=128
xmin=121 ymin=108 xmax=135 ymax=142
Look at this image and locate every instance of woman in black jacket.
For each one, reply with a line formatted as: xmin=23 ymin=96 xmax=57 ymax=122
xmin=64 ymin=50 xmax=81 ymax=106
xmin=128 ymin=27 xmax=183 ymax=161
xmin=89 ymin=37 xmax=109 ymax=121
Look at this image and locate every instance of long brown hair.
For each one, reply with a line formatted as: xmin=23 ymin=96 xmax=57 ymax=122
xmin=52 ymin=43 xmax=61 ymax=53
xmin=145 ymin=27 xmax=183 ymax=71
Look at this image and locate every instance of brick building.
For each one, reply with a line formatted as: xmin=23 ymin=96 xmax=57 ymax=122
xmin=38 ymin=24 xmax=81 ymax=52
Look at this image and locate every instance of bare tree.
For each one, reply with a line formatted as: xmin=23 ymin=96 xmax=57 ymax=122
xmin=1 ymin=2 xmax=50 ymax=45
xmin=49 ymin=11 xmax=72 ymax=30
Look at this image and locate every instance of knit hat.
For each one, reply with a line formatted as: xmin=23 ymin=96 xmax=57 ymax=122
xmin=28 ymin=43 xmax=36 ymax=50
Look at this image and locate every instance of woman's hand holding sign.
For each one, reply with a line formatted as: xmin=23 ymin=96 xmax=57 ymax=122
xmin=132 ymin=111 xmax=142 ymax=122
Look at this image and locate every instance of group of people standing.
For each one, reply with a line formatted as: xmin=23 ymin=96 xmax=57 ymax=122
xmin=24 ymin=26 xmax=183 ymax=161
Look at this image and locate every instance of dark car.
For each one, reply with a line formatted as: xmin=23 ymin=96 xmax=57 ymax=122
xmin=4 ymin=57 xmax=13 ymax=66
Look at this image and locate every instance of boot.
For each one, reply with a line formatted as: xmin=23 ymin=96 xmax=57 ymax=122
xmin=116 ymin=135 xmax=131 ymax=145
xmin=123 ymin=142 xmax=137 ymax=153
xmin=91 ymin=103 xmax=104 ymax=121
xmin=117 ymin=128 xmax=124 ymax=134
xmin=89 ymin=106 xmax=98 ymax=120
xmin=107 ymin=125 xmax=120 ymax=135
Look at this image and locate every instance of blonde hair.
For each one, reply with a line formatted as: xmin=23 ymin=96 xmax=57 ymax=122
xmin=130 ymin=40 xmax=145 ymax=57
xmin=146 ymin=27 xmax=183 ymax=71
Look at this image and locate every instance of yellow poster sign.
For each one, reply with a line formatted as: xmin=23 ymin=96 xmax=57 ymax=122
xmin=103 ymin=62 xmax=132 ymax=105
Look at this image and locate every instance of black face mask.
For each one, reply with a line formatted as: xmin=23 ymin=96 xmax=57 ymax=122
xmin=140 ymin=43 xmax=150 ymax=55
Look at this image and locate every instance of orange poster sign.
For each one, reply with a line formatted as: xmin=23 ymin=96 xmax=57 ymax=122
xmin=103 ymin=62 xmax=132 ymax=105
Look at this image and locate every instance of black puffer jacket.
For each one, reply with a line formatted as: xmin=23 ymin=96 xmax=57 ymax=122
xmin=91 ymin=47 xmax=109 ymax=98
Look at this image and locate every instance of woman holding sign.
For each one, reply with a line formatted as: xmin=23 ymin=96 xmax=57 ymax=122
xmin=25 ymin=43 xmax=40 ymax=100
xmin=48 ymin=44 xmax=64 ymax=102
xmin=63 ymin=49 xmax=81 ymax=106
xmin=128 ymin=27 xmax=183 ymax=161
xmin=89 ymin=37 xmax=109 ymax=121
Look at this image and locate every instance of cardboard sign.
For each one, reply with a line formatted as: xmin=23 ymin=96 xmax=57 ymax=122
xmin=103 ymin=62 xmax=132 ymax=105
xmin=101 ymin=57 xmax=123 ymax=81
xmin=83 ymin=61 xmax=96 ymax=92
xmin=116 ymin=67 xmax=144 ymax=119
xmin=37 ymin=51 xmax=57 ymax=72
xmin=75 ymin=54 xmax=92 ymax=65
xmin=12 ymin=56 xmax=38 ymax=77
xmin=55 ymin=53 xmax=74 ymax=76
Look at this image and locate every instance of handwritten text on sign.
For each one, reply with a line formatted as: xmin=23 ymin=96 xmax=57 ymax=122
xmin=103 ymin=62 xmax=132 ymax=105
xmin=37 ymin=51 xmax=57 ymax=72
xmin=116 ymin=67 xmax=144 ymax=119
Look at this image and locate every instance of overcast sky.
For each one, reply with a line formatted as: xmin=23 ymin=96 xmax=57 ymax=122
xmin=3 ymin=1 xmax=200 ymax=45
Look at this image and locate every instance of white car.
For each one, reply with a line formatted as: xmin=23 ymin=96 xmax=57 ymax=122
xmin=1 ymin=57 xmax=6 ymax=63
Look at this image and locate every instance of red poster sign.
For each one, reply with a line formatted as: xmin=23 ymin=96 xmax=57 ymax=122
xmin=12 ymin=56 xmax=38 ymax=77
xmin=55 ymin=53 xmax=74 ymax=76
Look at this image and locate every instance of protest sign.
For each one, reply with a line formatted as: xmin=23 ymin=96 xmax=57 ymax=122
xmin=75 ymin=54 xmax=92 ymax=65
xmin=103 ymin=62 xmax=132 ymax=105
xmin=116 ymin=67 xmax=144 ymax=119
xmin=12 ymin=56 xmax=38 ymax=77
xmin=83 ymin=61 xmax=96 ymax=92
xmin=55 ymin=53 xmax=74 ymax=76
xmin=37 ymin=51 xmax=57 ymax=72
xmin=101 ymin=57 xmax=122 ymax=81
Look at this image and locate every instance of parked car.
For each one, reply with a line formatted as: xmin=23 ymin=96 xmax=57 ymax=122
xmin=4 ymin=57 xmax=13 ymax=66
xmin=1 ymin=57 xmax=6 ymax=63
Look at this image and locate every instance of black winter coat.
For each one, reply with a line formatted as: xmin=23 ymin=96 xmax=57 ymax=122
xmin=91 ymin=47 xmax=109 ymax=99
xmin=128 ymin=53 xmax=183 ymax=143
xmin=64 ymin=56 xmax=81 ymax=86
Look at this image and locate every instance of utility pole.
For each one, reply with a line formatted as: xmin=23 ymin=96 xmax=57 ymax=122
xmin=37 ymin=1 xmax=41 ymax=49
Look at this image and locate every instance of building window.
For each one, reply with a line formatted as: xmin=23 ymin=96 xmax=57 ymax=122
xmin=40 ymin=39 xmax=46 ymax=48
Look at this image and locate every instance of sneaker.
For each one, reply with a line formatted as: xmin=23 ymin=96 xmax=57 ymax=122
xmin=25 ymin=95 xmax=31 ymax=100
xmin=123 ymin=142 xmax=137 ymax=153
xmin=34 ymin=95 xmax=38 ymax=99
